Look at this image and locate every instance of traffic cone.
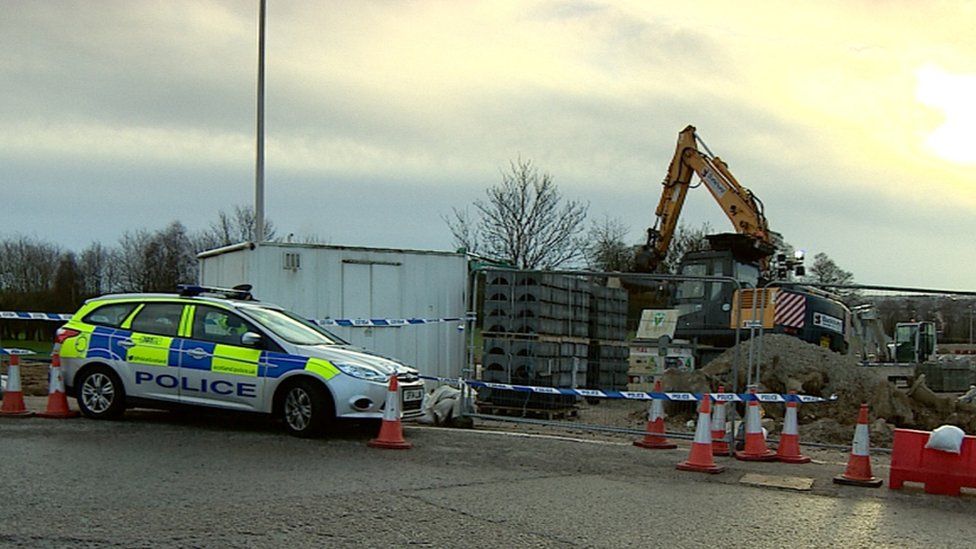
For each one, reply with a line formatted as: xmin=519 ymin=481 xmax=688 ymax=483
xmin=833 ymin=403 xmax=882 ymax=487
xmin=776 ymin=391 xmax=810 ymax=463
xmin=677 ymin=395 xmax=725 ymax=474
xmin=368 ymin=374 xmax=412 ymax=449
xmin=735 ymin=388 xmax=776 ymax=461
xmin=711 ymin=385 xmax=730 ymax=456
xmin=634 ymin=380 xmax=677 ymax=450
xmin=36 ymin=354 xmax=79 ymax=419
xmin=1 ymin=354 xmax=34 ymax=417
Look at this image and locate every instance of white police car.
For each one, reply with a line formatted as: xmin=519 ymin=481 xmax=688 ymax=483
xmin=56 ymin=285 xmax=425 ymax=436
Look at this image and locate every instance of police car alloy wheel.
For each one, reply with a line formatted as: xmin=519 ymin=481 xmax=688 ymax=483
xmin=281 ymin=379 xmax=332 ymax=437
xmin=76 ymin=366 xmax=126 ymax=419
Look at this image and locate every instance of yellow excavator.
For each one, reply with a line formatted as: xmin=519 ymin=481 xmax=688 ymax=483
xmin=636 ymin=125 xmax=776 ymax=274
xmin=635 ymin=125 xmax=850 ymax=363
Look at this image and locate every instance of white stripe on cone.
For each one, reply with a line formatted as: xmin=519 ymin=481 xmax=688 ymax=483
xmin=711 ymin=399 xmax=726 ymax=433
xmin=6 ymin=362 xmax=22 ymax=392
xmin=783 ymin=404 xmax=799 ymax=436
xmin=852 ymin=423 xmax=870 ymax=456
xmin=693 ymin=406 xmax=712 ymax=444
xmin=383 ymin=382 xmax=400 ymax=421
xmin=649 ymin=398 xmax=664 ymax=422
xmin=745 ymin=401 xmax=762 ymax=434
xmin=49 ymin=365 xmax=67 ymax=395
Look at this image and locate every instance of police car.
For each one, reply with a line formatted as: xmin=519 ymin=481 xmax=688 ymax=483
xmin=55 ymin=285 xmax=425 ymax=437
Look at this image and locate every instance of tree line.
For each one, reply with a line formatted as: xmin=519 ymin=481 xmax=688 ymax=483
xmin=0 ymin=206 xmax=276 ymax=317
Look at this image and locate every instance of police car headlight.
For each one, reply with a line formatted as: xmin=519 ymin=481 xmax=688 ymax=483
xmin=334 ymin=362 xmax=389 ymax=382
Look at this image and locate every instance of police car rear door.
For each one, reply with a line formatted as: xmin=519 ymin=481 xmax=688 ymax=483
xmin=178 ymin=304 xmax=266 ymax=411
xmin=122 ymin=302 xmax=185 ymax=403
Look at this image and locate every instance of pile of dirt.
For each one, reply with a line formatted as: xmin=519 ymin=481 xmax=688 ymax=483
xmin=662 ymin=334 xmax=976 ymax=438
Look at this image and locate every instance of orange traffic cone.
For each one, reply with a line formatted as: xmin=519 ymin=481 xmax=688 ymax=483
xmin=368 ymin=374 xmax=412 ymax=449
xmin=634 ymin=380 xmax=677 ymax=450
xmin=677 ymin=394 xmax=725 ymax=474
xmin=36 ymin=354 xmax=79 ymax=419
xmin=776 ymin=391 xmax=810 ymax=464
xmin=1 ymin=354 xmax=34 ymax=417
xmin=711 ymin=385 xmax=730 ymax=456
xmin=735 ymin=388 xmax=776 ymax=461
xmin=833 ymin=403 xmax=882 ymax=487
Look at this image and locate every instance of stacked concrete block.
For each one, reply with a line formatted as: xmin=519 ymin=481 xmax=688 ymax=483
xmin=480 ymin=270 xmax=631 ymax=403
xmin=585 ymin=285 xmax=630 ymax=391
xmin=587 ymin=343 xmax=630 ymax=391
xmin=588 ymin=285 xmax=629 ymax=341
xmin=483 ymin=272 xmax=590 ymax=337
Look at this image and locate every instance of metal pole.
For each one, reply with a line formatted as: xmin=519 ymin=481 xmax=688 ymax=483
xmin=254 ymin=0 xmax=266 ymax=244
xmin=463 ymin=270 xmax=480 ymax=415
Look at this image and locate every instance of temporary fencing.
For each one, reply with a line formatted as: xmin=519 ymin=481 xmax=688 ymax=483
xmin=422 ymin=374 xmax=833 ymax=446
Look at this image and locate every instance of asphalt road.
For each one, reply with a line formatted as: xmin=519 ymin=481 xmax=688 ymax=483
xmin=3 ymin=401 xmax=976 ymax=548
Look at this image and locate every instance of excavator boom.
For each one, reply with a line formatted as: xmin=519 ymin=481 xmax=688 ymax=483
xmin=637 ymin=125 xmax=773 ymax=273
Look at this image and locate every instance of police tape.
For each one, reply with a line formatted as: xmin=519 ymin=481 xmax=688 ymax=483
xmin=418 ymin=375 xmax=836 ymax=404
xmin=315 ymin=315 xmax=474 ymax=327
xmin=0 ymin=310 xmax=473 ymax=328
xmin=0 ymin=311 xmax=73 ymax=321
xmin=1 ymin=348 xmax=36 ymax=356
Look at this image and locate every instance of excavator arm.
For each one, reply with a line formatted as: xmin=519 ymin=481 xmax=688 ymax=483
xmin=636 ymin=125 xmax=773 ymax=272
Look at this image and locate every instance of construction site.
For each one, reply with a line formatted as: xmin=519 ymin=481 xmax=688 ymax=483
xmin=464 ymin=125 xmax=976 ymax=456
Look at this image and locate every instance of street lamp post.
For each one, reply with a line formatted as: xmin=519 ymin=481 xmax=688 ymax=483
xmin=254 ymin=0 xmax=266 ymax=244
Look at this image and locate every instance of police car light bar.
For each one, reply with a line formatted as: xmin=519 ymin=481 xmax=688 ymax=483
xmin=177 ymin=284 xmax=256 ymax=301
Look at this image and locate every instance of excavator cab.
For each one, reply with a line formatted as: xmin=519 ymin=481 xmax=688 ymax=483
xmin=670 ymin=236 xmax=764 ymax=359
xmin=894 ymin=321 xmax=937 ymax=363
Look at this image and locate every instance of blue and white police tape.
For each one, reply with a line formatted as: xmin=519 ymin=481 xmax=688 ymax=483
xmin=418 ymin=375 xmax=836 ymax=404
xmin=1 ymin=348 xmax=36 ymax=356
xmin=0 ymin=310 xmax=475 ymax=328
xmin=316 ymin=315 xmax=475 ymax=328
xmin=0 ymin=311 xmax=73 ymax=321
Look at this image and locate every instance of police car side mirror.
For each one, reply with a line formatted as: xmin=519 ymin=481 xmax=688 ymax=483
xmin=241 ymin=332 xmax=263 ymax=347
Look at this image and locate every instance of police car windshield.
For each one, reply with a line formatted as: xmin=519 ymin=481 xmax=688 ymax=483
xmin=242 ymin=307 xmax=345 ymax=346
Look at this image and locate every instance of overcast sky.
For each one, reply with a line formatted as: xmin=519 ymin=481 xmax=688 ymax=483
xmin=2 ymin=1 xmax=974 ymax=289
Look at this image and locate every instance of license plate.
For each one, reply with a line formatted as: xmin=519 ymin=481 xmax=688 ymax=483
xmin=402 ymin=388 xmax=423 ymax=402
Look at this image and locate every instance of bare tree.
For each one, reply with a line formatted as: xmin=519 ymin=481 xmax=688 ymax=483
xmin=79 ymin=242 xmax=116 ymax=297
xmin=808 ymin=251 xmax=858 ymax=300
xmin=114 ymin=229 xmax=154 ymax=292
xmin=196 ymin=205 xmax=277 ymax=251
xmin=585 ymin=215 xmax=633 ymax=272
xmin=113 ymin=223 xmax=196 ymax=292
xmin=446 ymin=158 xmax=588 ymax=269
xmin=0 ymin=236 xmax=62 ymax=294
xmin=663 ymin=222 xmax=712 ymax=274
xmin=809 ymin=252 xmax=854 ymax=286
xmin=52 ymin=252 xmax=82 ymax=309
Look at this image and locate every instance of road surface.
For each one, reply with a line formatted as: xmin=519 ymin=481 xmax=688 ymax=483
xmin=2 ymin=403 xmax=975 ymax=547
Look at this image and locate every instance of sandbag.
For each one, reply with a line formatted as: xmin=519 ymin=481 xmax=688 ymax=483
xmin=924 ymin=425 xmax=966 ymax=454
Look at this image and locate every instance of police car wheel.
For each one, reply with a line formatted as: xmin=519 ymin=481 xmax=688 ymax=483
xmin=281 ymin=379 xmax=332 ymax=437
xmin=77 ymin=366 xmax=125 ymax=420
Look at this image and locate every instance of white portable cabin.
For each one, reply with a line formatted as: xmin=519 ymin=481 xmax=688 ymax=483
xmin=197 ymin=242 xmax=469 ymax=380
